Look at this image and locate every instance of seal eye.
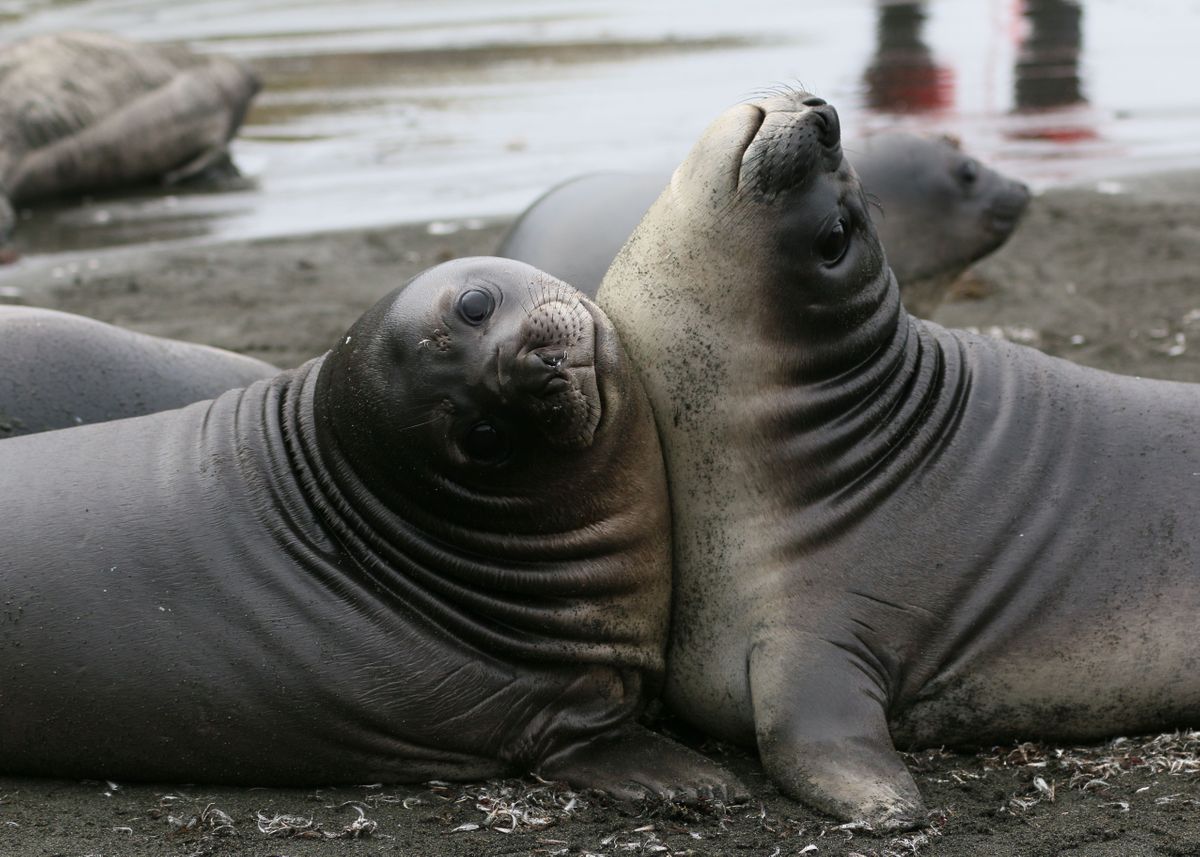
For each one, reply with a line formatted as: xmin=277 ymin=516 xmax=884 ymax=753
xmin=817 ymin=218 xmax=850 ymax=265
xmin=463 ymin=422 xmax=509 ymax=463
xmin=458 ymin=289 xmax=495 ymax=325
xmin=958 ymin=159 xmax=979 ymax=186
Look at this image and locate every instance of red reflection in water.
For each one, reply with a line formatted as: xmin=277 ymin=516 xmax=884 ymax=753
xmin=862 ymin=2 xmax=955 ymax=114
xmin=1010 ymin=125 xmax=1096 ymax=143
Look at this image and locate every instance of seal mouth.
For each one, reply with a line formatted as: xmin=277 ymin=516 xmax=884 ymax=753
xmin=512 ymin=294 xmax=603 ymax=450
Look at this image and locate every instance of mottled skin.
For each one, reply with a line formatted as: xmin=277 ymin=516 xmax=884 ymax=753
xmin=0 ymin=31 xmax=259 ymax=240
xmin=597 ymin=92 xmax=1200 ymax=827
xmin=0 ymin=258 xmax=742 ymax=799
xmin=0 ymin=306 xmax=277 ymax=437
xmin=497 ymin=133 xmax=1027 ymax=315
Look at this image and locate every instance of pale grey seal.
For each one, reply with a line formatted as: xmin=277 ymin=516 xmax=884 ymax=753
xmin=598 ymin=91 xmax=1200 ymax=827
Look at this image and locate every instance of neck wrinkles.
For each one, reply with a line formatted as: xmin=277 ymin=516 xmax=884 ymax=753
xmin=744 ymin=278 xmax=971 ymax=551
xmin=281 ymin=359 xmax=664 ymax=670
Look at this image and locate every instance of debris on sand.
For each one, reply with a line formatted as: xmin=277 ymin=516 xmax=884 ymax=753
xmin=255 ymin=803 xmax=377 ymax=839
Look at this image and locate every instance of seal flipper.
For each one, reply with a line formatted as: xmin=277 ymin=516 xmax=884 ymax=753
xmin=164 ymin=147 xmax=238 ymax=186
xmin=537 ymin=723 xmax=748 ymax=804
xmin=749 ymin=633 xmax=925 ymax=828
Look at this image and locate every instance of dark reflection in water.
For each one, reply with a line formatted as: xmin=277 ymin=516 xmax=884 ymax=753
xmin=11 ymin=187 xmax=236 ymax=256
xmin=1010 ymin=0 xmax=1094 ymax=145
xmin=862 ymin=1 xmax=953 ymax=114
xmin=1015 ymin=0 xmax=1085 ymax=110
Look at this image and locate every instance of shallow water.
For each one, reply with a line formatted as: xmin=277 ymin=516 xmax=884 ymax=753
xmin=3 ymin=0 xmax=1199 ymax=259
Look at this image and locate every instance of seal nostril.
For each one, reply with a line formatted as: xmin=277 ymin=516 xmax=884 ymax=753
xmin=540 ymin=349 xmax=566 ymax=369
xmin=811 ymin=105 xmax=841 ymax=149
xmin=802 ymin=97 xmax=827 ymax=107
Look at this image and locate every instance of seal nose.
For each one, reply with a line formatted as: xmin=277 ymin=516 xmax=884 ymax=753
xmin=988 ymin=180 xmax=1032 ymax=232
xmin=510 ymin=346 xmax=570 ymax=396
xmin=809 ymin=104 xmax=841 ymax=149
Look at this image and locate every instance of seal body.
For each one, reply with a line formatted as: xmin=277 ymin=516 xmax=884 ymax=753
xmin=0 ymin=258 xmax=740 ymax=800
xmin=0 ymin=306 xmax=277 ymax=437
xmin=497 ymin=133 xmax=1027 ymax=314
xmin=597 ymin=93 xmax=1200 ymax=827
xmin=0 ymin=31 xmax=260 ymax=240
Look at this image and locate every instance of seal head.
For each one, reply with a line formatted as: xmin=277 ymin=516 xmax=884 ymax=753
xmin=853 ymin=132 xmax=1030 ymax=315
xmin=313 ymin=257 xmax=747 ymax=799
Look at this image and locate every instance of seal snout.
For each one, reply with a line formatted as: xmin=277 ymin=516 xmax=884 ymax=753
xmin=740 ymin=92 xmax=845 ymax=196
xmin=504 ymin=296 xmax=603 ymax=450
xmin=987 ymin=181 xmax=1032 ymax=235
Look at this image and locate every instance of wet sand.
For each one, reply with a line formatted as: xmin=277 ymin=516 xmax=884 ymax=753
xmin=2 ymin=170 xmax=1200 ymax=856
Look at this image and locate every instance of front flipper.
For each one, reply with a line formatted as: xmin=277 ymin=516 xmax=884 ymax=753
xmin=750 ymin=632 xmax=924 ymax=829
xmin=538 ymin=722 xmax=748 ymax=804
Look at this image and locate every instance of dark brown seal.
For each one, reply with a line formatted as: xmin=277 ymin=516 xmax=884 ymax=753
xmin=0 ymin=257 xmax=742 ymax=801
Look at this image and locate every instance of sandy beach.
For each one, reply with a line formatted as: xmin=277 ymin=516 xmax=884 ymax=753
xmin=2 ymin=170 xmax=1200 ymax=856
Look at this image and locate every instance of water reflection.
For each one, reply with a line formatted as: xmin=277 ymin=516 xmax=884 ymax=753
xmin=1014 ymin=0 xmax=1085 ymax=110
xmin=0 ymin=0 xmax=1197 ymax=264
xmin=862 ymin=1 xmax=953 ymax=114
xmin=1010 ymin=0 xmax=1095 ymax=145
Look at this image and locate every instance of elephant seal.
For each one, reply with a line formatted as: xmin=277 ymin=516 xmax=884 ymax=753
xmin=0 ymin=257 xmax=742 ymax=801
xmin=851 ymin=132 xmax=1030 ymax=315
xmin=0 ymin=306 xmax=277 ymax=437
xmin=497 ymin=133 xmax=1028 ymax=315
xmin=598 ymin=92 xmax=1200 ymax=827
xmin=0 ymin=31 xmax=259 ymax=240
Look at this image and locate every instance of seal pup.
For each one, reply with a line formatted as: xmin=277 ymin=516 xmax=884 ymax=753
xmin=852 ymin=132 xmax=1029 ymax=315
xmin=497 ymin=133 xmax=1028 ymax=314
xmin=0 ymin=258 xmax=742 ymax=801
xmin=598 ymin=91 xmax=1200 ymax=827
xmin=0 ymin=306 xmax=277 ymax=437
xmin=0 ymin=31 xmax=259 ymax=240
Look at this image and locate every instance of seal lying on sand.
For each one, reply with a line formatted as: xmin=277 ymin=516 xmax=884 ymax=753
xmin=498 ymin=132 xmax=1028 ymax=315
xmin=598 ymin=91 xmax=1200 ymax=827
xmin=0 ymin=31 xmax=259 ymax=241
xmin=0 ymin=258 xmax=742 ymax=800
xmin=0 ymin=306 xmax=277 ymax=437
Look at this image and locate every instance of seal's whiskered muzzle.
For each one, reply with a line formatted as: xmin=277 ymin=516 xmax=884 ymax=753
xmin=739 ymin=99 xmax=845 ymax=197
